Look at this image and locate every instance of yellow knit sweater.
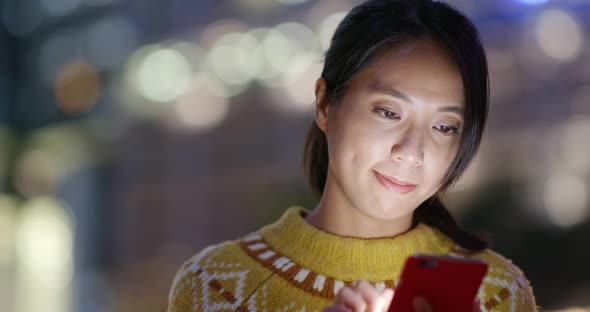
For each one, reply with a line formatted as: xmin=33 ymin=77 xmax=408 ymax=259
xmin=167 ymin=207 xmax=537 ymax=311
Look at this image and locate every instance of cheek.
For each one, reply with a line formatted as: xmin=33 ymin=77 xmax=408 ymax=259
xmin=424 ymin=144 xmax=458 ymax=185
xmin=329 ymin=119 xmax=388 ymax=167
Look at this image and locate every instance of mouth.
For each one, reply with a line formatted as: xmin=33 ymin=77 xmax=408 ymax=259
xmin=373 ymin=171 xmax=417 ymax=195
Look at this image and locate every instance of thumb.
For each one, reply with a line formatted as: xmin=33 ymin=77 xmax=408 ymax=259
xmin=378 ymin=289 xmax=394 ymax=312
xmin=412 ymin=296 xmax=432 ymax=312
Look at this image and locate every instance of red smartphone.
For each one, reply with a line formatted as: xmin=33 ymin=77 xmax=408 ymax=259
xmin=388 ymin=254 xmax=488 ymax=312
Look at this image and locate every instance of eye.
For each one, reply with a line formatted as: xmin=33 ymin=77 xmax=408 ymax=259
xmin=373 ymin=107 xmax=401 ymax=120
xmin=434 ymin=124 xmax=460 ymax=136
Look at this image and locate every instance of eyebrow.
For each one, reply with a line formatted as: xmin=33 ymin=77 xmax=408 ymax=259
xmin=368 ymin=82 xmax=464 ymax=115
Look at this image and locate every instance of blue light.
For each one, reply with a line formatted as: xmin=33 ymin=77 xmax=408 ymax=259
xmin=514 ymin=0 xmax=550 ymax=4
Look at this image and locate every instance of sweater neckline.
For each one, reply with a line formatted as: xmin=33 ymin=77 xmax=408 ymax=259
xmin=257 ymin=206 xmax=454 ymax=281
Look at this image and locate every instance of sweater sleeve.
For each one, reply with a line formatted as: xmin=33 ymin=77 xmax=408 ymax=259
xmin=167 ymin=245 xmax=220 ymax=312
xmin=475 ymin=250 xmax=537 ymax=312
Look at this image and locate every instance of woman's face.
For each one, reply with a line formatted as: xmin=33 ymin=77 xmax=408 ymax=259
xmin=316 ymin=38 xmax=464 ymax=224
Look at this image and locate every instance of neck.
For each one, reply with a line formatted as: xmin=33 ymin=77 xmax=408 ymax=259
xmin=258 ymin=207 xmax=455 ymax=281
xmin=305 ymin=177 xmax=414 ymax=238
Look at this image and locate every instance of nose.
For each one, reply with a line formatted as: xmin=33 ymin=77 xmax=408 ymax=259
xmin=391 ymin=129 xmax=424 ymax=167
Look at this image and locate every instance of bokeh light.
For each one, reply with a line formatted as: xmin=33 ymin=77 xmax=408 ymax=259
xmin=15 ymin=197 xmax=74 ymax=312
xmin=1 ymin=0 xmax=45 ymax=37
xmin=23 ymin=125 xmax=97 ymax=182
xmin=54 ymin=60 xmax=101 ymax=115
xmin=16 ymin=197 xmax=74 ymax=288
xmin=165 ymin=73 xmax=230 ymax=131
xmin=518 ymin=21 xmax=560 ymax=79
xmin=14 ymin=149 xmax=61 ymax=197
xmin=259 ymin=22 xmax=321 ymax=88
xmin=170 ymin=41 xmax=205 ymax=73
xmin=543 ymin=172 xmax=589 ymax=228
xmin=134 ymin=46 xmax=192 ymax=103
xmin=83 ymin=15 xmax=139 ymax=70
xmin=534 ymin=9 xmax=584 ymax=61
xmin=207 ymin=32 xmax=258 ymax=87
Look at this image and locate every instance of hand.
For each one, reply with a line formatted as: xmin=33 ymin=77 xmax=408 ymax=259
xmin=323 ymin=280 xmax=394 ymax=312
xmin=322 ymin=280 xmax=481 ymax=312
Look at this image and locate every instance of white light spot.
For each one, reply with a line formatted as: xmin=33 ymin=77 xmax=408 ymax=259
xmin=16 ymin=197 xmax=74 ymax=289
xmin=167 ymin=75 xmax=230 ymax=131
xmin=206 ymin=32 xmax=258 ymax=87
xmin=535 ymin=9 xmax=584 ymax=61
xmin=543 ymin=173 xmax=588 ymax=227
xmin=135 ymin=47 xmax=192 ymax=103
xmin=259 ymin=23 xmax=320 ymax=88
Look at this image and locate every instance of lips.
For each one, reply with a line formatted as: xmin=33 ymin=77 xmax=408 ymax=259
xmin=373 ymin=171 xmax=417 ymax=194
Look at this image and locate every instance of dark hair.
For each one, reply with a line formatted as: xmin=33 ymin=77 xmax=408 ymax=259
xmin=303 ymin=0 xmax=489 ymax=251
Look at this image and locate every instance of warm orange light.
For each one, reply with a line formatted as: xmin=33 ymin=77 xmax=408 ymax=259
xmin=54 ymin=60 xmax=101 ymax=115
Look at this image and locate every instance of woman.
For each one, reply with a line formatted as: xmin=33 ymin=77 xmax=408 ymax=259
xmin=167 ymin=0 xmax=537 ymax=311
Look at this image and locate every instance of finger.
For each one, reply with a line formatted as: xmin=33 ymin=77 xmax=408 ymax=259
xmin=380 ymin=289 xmax=395 ymax=312
xmin=353 ymin=280 xmax=383 ymax=312
xmin=335 ymin=287 xmax=367 ymax=311
xmin=412 ymin=296 xmax=433 ymax=312
xmin=323 ymin=303 xmax=353 ymax=312
xmin=473 ymin=298 xmax=481 ymax=312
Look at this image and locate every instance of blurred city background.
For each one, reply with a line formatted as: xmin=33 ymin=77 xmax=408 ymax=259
xmin=0 ymin=0 xmax=589 ymax=311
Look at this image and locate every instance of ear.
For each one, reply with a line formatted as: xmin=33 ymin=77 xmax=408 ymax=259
xmin=314 ymin=78 xmax=330 ymax=135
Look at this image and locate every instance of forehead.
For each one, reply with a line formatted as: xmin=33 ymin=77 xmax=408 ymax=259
xmin=353 ymin=38 xmax=465 ymax=108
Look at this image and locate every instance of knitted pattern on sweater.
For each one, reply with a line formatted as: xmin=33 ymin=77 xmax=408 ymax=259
xmin=167 ymin=207 xmax=537 ymax=311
